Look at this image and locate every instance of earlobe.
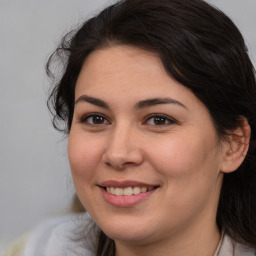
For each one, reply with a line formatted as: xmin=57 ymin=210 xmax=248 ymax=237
xmin=220 ymin=118 xmax=251 ymax=173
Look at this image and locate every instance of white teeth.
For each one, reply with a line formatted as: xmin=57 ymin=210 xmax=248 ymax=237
xmin=115 ymin=188 xmax=124 ymax=196
xmin=133 ymin=187 xmax=141 ymax=195
xmin=124 ymin=187 xmax=133 ymax=196
xmin=106 ymin=186 xmax=154 ymax=196
xmin=110 ymin=187 xmax=115 ymax=194
xmin=141 ymin=187 xmax=147 ymax=193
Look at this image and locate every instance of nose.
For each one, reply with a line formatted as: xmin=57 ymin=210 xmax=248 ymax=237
xmin=102 ymin=124 xmax=144 ymax=170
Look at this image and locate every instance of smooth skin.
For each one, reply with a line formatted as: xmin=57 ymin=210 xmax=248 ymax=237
xmin=68 ymin=45 xmax=250 ymax=256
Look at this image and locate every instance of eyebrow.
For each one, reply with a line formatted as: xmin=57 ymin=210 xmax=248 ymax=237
xmin=75 ymin=95 xmax=187 ymax=110
xmin=135 ymin=97 xmax=187 ymax=110
xmin=75 ymin=95 xmax=110 ymax=109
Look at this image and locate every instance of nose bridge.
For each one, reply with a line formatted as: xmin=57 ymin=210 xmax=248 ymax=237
xmin=102 ymin=121 xmax=143 ymax=169
xmin=111 ymin=122 xmax=131 ymax=150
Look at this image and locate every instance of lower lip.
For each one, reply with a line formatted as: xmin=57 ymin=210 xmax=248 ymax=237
xmin=100 ymin=187 xmax=157 ymax=207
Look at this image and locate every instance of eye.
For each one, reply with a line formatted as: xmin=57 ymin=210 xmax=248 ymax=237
xmin=144 ymin=114 xmax=176 ymax=126
xmin=81 ymin=113 xmax=110 ymax=125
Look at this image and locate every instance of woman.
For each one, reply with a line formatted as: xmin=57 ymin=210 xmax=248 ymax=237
xmin=6 ymin=0 xmax=256 ymax=255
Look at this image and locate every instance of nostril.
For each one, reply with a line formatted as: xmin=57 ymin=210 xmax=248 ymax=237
xmin=105 ymin=162 xmax=112 ymax=167
xmin=107 ymin=161 xmax=139 ymax=170
xmin=123 ymin=161 xmax=136 ymax=166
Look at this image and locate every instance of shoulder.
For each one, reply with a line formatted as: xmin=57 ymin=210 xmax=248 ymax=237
xmin=5 ymin=213 xmax=97 ymax=256
xmin=218 ymin=234 xmax=256 ymax=256
xmin=4 ymin=232 xmax=30 ymax=256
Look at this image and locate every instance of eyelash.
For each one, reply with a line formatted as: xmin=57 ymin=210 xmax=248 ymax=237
xmin=143 ymin=114 xmax=177 ymax=126
xmin=80 ymin=113 xmax=110 ymax=126
xmin=80 ymin=113 xmax=177 ymax=127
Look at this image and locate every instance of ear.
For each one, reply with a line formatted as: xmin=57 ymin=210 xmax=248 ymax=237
xmin=220 ymin=117 xmax=251 ymax=173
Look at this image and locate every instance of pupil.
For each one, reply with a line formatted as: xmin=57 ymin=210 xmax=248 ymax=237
xmin=154 ymin=117 xmax=165 ymax=125
xmin=93 ymin=116 xmax=104 ymax=124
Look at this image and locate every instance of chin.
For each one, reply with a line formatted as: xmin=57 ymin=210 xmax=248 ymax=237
xmin=105 ymin=229 xmax=152 ymax=245
xmin=97 ymin=216 xmax=157 ymax=244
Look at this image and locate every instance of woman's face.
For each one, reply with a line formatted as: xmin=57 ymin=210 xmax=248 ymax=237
xmin=69 ymin=45 xmax=226 ymax=245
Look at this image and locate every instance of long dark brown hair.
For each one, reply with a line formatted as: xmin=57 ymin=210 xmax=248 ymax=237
xmin=47 ymin=0 xmax=256 ymax=254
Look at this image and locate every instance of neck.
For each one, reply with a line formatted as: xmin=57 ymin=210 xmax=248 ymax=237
xmin=115 ymin=219 xmax=221 ymax=256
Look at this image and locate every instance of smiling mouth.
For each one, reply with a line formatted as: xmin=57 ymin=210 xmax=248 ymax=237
xmin=99 ymin=182 xmax=159 ymax=207
xmin=104 ymin=186 xmax=157 ymax=196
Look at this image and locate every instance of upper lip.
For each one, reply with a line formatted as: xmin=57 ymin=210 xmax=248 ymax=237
xmin=99 ymin=180 xmax=159 ymax=188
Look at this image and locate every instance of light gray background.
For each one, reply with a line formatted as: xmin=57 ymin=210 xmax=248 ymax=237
xmin=0 ymin=0 xmax=255 ymax=247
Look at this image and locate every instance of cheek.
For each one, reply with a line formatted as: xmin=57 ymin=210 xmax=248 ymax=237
xmin=147 ymin=131 xmax=221 ymax=180
xmin=68 ymin=131 xmax=103 ymax=184
xmin=147 ymin=133 xmax=222 ymax=220
xmin=68 ymin=131 xmax=107 ymax=214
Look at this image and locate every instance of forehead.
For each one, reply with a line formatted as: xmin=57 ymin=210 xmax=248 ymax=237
xmin=76 ymin=45 xmax=185 ymax=98
xmin=79 ymin=45 xmax=165 ymax=85
xmin=75 ymin=45 xmax=212 ymax=119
